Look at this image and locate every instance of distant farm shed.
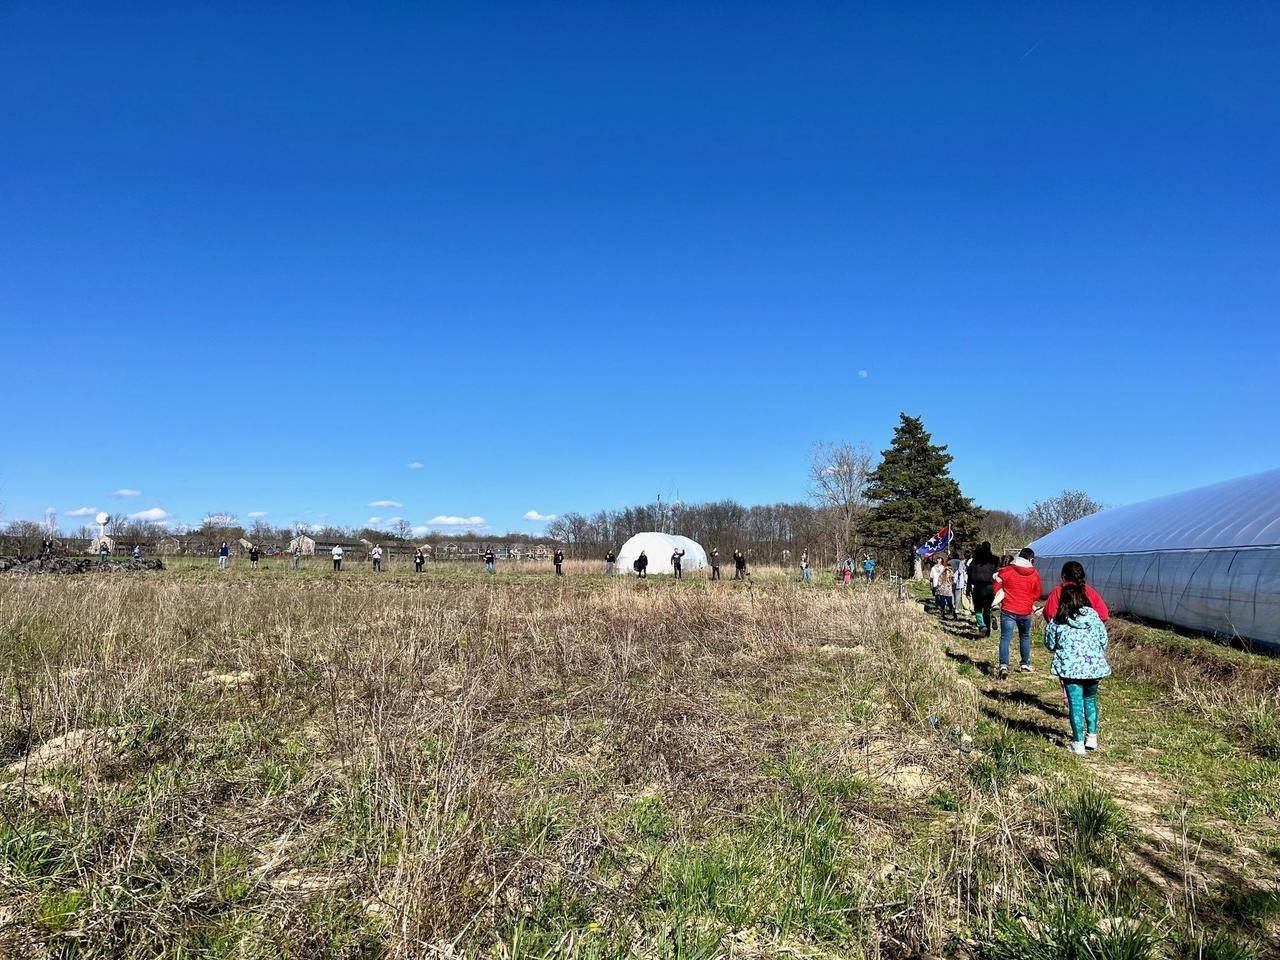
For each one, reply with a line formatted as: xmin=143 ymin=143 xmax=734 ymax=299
xmin=288 ymin=535 xmax=316 ymax=556
xmin=1029 ymin=467 xmax=1280 ymax=649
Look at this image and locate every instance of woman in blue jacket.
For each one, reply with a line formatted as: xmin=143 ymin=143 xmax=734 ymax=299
xmin=1043 ymin=582 xmax=1111 ymax=756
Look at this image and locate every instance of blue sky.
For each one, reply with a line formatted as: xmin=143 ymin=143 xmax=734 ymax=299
xmin=2 ymin=1 xmax=1278 ymax=535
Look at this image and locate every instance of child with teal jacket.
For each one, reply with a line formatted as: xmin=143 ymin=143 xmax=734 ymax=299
xmin=1043 ymin=582 xmax=1111 ymax=756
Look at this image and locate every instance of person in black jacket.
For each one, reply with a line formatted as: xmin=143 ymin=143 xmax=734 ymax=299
xmin=967 ymin=541 xmax=999 ymax=637
xmin=732 ymin=550 xmax=747 ymax=580
xmin=709 ymin=549 xmax=721 ymax=580
xmin=249 ymin=544 xmax=260 ymax=570
xmin=635 ymin=550 xmax=648 ymax=578
xmin=414 ymin=548 xmax=425 ymax=573
xmin=554 ymin=549 xmax=564 ymax=575
xmin=604 ymin=550 xmax=616 ymax=575
xmin=671 ymin=547 xmax=685 ymax=579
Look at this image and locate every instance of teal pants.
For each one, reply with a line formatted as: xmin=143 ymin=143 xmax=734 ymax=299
xmin=1063 ymin=679 xmax=1100 ymax=743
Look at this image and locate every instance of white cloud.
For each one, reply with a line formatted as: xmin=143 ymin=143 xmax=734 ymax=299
xmin=65 ymin=506 xmax=98 ymax=517
xmin=407 ymin=461 xmax=424 ymax=469
xmin=111 ymin=488 xmax=142 ymax=498
xmin=427 ymin=515 xmax=487 ymax=528
xmin=365 ymin=516 xmax=382 ymax=526
xmin=523 ymin=510 xmax=557 ymax=522
xmin=411 ymin=525 xmax=430 ymax=537
xmin=383 ymin=516 xmax=405 ymax=525
xmin=857 ymin=369 xmax=869 ymax=379
xmin=368 ymin=500 xmax=403 ymax=508
xmin=247 ymin=511 xmax=268 ymax=518
xmin=129 ymin=507 xmax=168 ymax=523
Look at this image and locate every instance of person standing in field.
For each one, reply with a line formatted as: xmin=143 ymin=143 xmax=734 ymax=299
xmin=800 ymin=550 xmax=811 ymax=583
xmin=219 ymin=541 xmax=229 ymax=570
xmin=671 ymin=547 xmax=685 ymax=579
xmin=952 ymin=552 xmax=968 ymax=613
xmin=292 ymin=542 xmax=302 ymax=570
xmin=99 ymin=540 xmax=110 ymax=560
xmin=371 ymin=544 xmax=383 ymax=572
xmin=995 ymin=547 xmax=1044 ymax=679
xmin=249 ymin=544 xmax=260 ymax=570
xmin=863 ymin=554 xmax=876 ymax=583
xmin=484 ymin=549 xmax=495 ymax=574
xmin=732 ymin=550 xmax=747 ymax=580
xmin=331 ymin=544 xmax=343 ymax=572
xmin=414 ymin=547 xmax=425 ymax=573
xmin=554 ymin=549 xmax=564 ymax=575
xmin=1043 ymin=582 xmax=1111 ymax=755
xmin=936 ymin=564 xmax=956 ymax=619
xmin=132 ymin=544 xmax=142 ymax=561
xmin=967 ymin=542 xmax=999 ymax=637
xmin=929 ymin=556 xmax=946 ymax=604
xmin=843 ymin=559 xmax=853 ymax=585
xmin=635 ymin=550 xmax=648 ymax=578
xmin=604 ymin=549 xmax=616 ymax=575
xmin=709 ymin=549 xmax=721 ymax=580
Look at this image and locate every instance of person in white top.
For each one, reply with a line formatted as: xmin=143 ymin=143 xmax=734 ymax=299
xmin=371 ymin=544 xmax=383 ymax=572
xmin=331 ymin=544 xmax=344 ymax=572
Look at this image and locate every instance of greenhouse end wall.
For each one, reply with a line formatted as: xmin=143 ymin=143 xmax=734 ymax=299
xmin=1033 ymin=547 xmax=1280 ymax=650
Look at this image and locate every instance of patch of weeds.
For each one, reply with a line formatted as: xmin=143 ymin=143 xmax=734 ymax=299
xmin=1058 ymin=786 xmax=1129 ymax=864
xmin=499 ymin=793 xmax=568 ymax=854
xmin=298 ymin=892 xmax=384 ymax=958
xmin=1220 ymin=762 xmax=1280 ymax=820
xmin=926 ymin=787 xmax=958 ymax=812
xmin=767 ymin=749 xmax=871 ymax=806
xmin=981 ymin=896 xmax=1159 ymax=960
xmin=970 ymin=723 xmax=1037 ymax=786
xmin=1220 ymin=886 xmax=1280 ymax=931
xmin=1241 ymin=698 xmax=1280 ymax=760
xmin=1179 ymin=932 xmax=1260 ymax=960
xmin=627 ymin=794 xmax=673 ymax=840
xmin=37 ymin=888 xmax=87 ymax=933
xmin=0 ymin=814 xmax=76 ymax=880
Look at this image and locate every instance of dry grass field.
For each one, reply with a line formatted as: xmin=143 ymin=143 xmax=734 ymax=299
xmin=1 ymin=561 xmax=1277 ymax=958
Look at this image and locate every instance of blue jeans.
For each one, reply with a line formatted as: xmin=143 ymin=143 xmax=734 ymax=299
xmin=801 ymin=567 xmax=811 ymax=583
xmin=1000 ymin=612 xmax=1033 ymax=668
xmin=864 ymin=569 xmax=873 ymax=582
xmin=485 ymin=561 xmax=495 ymax=574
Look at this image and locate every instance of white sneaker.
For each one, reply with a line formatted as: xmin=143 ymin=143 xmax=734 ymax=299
xmin=1085 ymin=734 xmax=1098 ymax=750
xmin=1019 ymin=664 xmax=1034 ymax=673
xmin=1067 ymin=741 xmax=1087 ymax=756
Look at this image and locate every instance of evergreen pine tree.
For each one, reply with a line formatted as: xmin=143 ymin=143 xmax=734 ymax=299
xmin=863 ymin=413 xmax=983 ymax=570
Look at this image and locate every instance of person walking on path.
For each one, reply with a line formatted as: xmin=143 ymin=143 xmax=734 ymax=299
xmin=1042 ymin=561 xmax=1110 ymax=623
xmin=952 ymin=552 xmax=968 ymax=613
xmin=709 ymin=549 xmax=721 ymax=580
xmin=604 ymin=550 xmax=616 ymax=575
xmin=483 ymin=549 xmax=495 ymax=575
xmin=249 ymin=544 xmax=260 ymax=570
xmin=554 ymin=549 xmax=564 ymax=576
xmin=800 ymin=550 xmax=811 ymax=583
xmin=292 ymin=543 xmax=302 ymax=570
xmin=732 ymin=550 xmax=747 ymax=580
xmin=967 ymin=542 xmax=999 ymax=637
xmin=671 ymin=547 xmax=685 ymax=579
xmin=331 ymin=544 xmax=344 ymax=572
xmin=219 ymin=541 xmax=230 ymax=570
xmin=995 ymin=547 xmax=1044 ymax=679
xmin=929 ymin=556 xmax=946 ymax=605
xmin=1043 ymin=582 xmax=1111 ymax=755
xmin=862 ymin=554 xmax=876 ymax=583
xmin=414 ymin=547 xmax=425 ymax=573
xmin=635 ymin=550 xmax=648 ymax=578
xmin=935 ymin=563 xmax=957 ymax=619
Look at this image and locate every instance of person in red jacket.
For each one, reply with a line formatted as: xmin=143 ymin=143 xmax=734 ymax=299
xmin=1042 ymin=561 xmax=1110 ymax=623
xmin=994 ymin=547 xmax=1044 ymax=678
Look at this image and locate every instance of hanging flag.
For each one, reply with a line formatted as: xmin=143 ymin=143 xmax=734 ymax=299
xmin=916 ymin=524 xmax=953 ymax=557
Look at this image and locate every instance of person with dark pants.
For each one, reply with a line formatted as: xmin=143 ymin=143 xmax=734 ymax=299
xmin=709 ymin=549 xmax=721 ymax=580
xmin=331 ymin=544 xmax=343 ymax=571
xmin=554 ymin=549 xmax=564 ymax=575
xmin=967 ymin=542 xmax=999 ymax=638
xmin=605 ymin=550 xmax=616 ymax=575
xmin=862 ymin=554 xmax=875 ymax=583
xmin=249 ymin=544 xmax=260 ymax=570
xmin=414 ymin=548 xmax=425 ymax=573
xmin=671 ymin=547 xmax=684 ymax=579
xmin=484 ymin=550 xmax=495 ymax=574
xmin=995 ymin=547 xmax=1044 ymax=679
xmin=732 ymin=550 xmax=747 ymax=580
xmin=635 ymin=551 xmax=648 ymax=578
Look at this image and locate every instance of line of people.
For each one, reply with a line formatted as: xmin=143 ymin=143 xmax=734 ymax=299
xmin=931 ymin=541 xmax=1111 ymax=757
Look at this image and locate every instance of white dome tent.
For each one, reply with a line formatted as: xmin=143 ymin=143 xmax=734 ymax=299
xmin=614 ymin=532 xmax=708 ymax=576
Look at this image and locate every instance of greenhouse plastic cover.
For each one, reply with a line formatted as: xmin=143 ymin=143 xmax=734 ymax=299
xmin=1029 ymin=468 xmax=1280 ymax=649
xmin=614 ymin=532 xmax=708 ymax=576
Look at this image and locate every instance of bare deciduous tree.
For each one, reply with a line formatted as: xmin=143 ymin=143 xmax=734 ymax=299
xmin=1024 ymin=489 xmax=1104 ymax=539
xmin=809 ymin=441 xmax=874 ymax=559
xmin=393 ymin=519 xmax=413 ymax=542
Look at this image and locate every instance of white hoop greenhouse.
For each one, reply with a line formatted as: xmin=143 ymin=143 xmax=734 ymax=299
xmin=1028 ymin=468 xmax=1280 ymax=649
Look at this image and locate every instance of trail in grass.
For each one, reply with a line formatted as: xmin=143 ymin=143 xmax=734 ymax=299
xmin=925 ymin=603 xmax=1280 ymax=921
